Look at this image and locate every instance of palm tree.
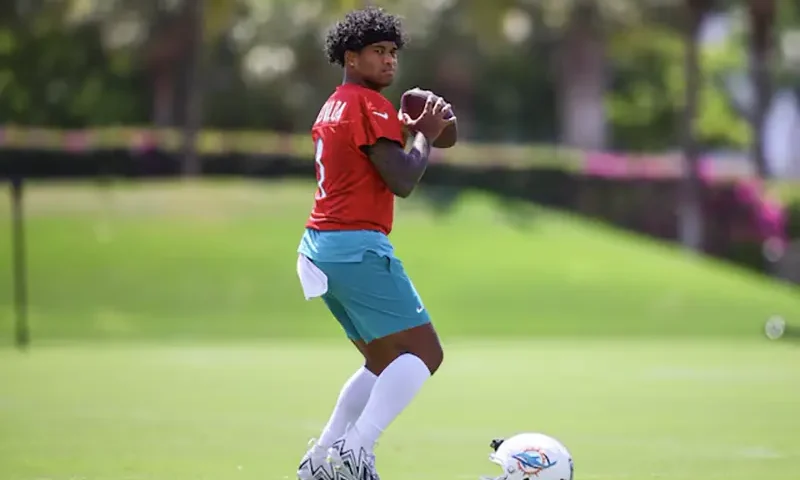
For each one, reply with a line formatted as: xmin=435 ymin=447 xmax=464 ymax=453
xmin=144 ymin=0 xmax=239 ymax=175
xmin=552 ymin=0 xmax=607 ymax=150
xmin=79 ymin=0 xmax=238 ymax=175
xmin=747 ymin=0 xmax=776 ymax=178
xmin=461 ymin=0 xmax=686 ymax=150
xmin=678 ymin=0 xmax=714 ymax=251
xmin=179 ymin=0 xmax=206 ymax=176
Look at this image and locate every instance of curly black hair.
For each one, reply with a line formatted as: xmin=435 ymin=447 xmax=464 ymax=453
xmin=324 ymin=6 xmax=408 ymax=66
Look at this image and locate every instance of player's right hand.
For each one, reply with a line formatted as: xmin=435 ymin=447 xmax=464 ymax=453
xmin=401 ymin=94 xmax=456 ymax=142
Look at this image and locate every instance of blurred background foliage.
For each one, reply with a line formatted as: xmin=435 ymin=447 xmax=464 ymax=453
xmin=2 ymin=0 xmax=797 ymax=156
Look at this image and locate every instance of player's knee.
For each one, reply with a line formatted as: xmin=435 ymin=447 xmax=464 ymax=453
xmin=406 ymin=331 xmax=443 ymax=375
xmin=420 ymin=344 xmax=443 ymax=376
xmin=376 ymin=347 xmax=441 ymax=376
xmin=405 ymin=323 xmax=443 ymax=375
xmin=364 ymin=358 xmax=384 ymax=376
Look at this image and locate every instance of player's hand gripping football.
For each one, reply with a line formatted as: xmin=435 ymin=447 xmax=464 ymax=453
xmin=400 ymin=93 xmax=456 ymax=143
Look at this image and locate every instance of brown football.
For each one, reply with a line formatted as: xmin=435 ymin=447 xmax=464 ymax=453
xmin=400 ymin=89 xmax=457 ymax=148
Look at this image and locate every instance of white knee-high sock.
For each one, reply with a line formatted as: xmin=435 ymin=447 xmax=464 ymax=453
xmin=317 ymin=366 xmax=377 ymax=448
xmin=351 ymin=354 xmax=431 ymax=447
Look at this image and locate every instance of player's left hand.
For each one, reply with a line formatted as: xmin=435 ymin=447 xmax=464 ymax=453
xmin=400 ymin=88 xmax=454 ymax=115
xmin=398 ymin=88 xmax=455 ymax=127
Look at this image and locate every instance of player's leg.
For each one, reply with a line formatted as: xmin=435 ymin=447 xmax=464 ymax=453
xmin=297 ymin=295 xmax=376 ymax=480
xmin=349 ymin=255 xmax=442 ymax=442
xmin=320 ymin=253 xmax=442 ymax=480
xmin=314 ymin=337 xmax=377 ymax=448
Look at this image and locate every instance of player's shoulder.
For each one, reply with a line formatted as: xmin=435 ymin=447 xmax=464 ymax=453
xmin=337 ymin=84 xmax=396 ymax=113
xmin=313 ymin=84 xmax=399 ymax=130
xmin=364 ymin=89 xmax=397 ymax=114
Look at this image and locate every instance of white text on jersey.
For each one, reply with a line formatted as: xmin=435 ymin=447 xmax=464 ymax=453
xmin=314 ymin=100 xmax=347 ymax=125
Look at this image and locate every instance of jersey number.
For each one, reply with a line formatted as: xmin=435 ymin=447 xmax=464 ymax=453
xmin=314 ymin=138 xmax=326 ymax=200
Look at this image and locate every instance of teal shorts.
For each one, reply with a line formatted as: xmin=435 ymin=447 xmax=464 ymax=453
xmin=312 ymin=251 xmax=431 ymax=343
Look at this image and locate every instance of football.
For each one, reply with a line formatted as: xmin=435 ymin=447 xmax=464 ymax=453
xmin=400 ymin=89 xmax=458 ymax=148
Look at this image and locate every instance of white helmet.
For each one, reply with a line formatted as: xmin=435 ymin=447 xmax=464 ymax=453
xmin=481 ymin=433 xmax=574 ymax=480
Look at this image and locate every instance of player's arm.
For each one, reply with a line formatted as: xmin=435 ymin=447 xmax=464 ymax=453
xmin=363 ymin=133 xmax=431 ymax=199
xmin=359 ymin=95 xmax=451 ymax=198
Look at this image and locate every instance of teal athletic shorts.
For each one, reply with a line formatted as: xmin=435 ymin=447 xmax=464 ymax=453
xmin=298 ymin=228 xmax=431 ymax=343
xmin=312 ymin=251 xmax=430 ymax=343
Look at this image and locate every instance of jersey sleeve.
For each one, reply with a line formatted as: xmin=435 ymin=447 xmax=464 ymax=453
xmin=351 ymin=95 xmax=405 ymax=149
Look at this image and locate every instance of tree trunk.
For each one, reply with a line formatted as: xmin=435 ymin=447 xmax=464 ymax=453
xmin=748 ymin=0 xmax=776 ymax=178
xmin=152 ymin=71 xmax=176 ymax=127
xmin=556 ymin=1 xmax=607 ymax=150
xmin=144 ymin=5 xmax=191 ymax=128
xmin=678 ymin=0 xmax=712 ymax=252
xmin=181 ymin=0 xmax=206 ymax=177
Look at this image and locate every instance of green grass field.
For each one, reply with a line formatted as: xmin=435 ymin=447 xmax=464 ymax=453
xmin=1 ymin=340 xmax=798 ymax=480
xmin=0 ymin=180 xmax=799 ymax=480
xmin=1 ymin=180 xmax=799 ymax=341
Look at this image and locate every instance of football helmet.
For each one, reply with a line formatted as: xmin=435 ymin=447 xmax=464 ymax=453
xmin=481 ymin=433 xmax=573 ymax=480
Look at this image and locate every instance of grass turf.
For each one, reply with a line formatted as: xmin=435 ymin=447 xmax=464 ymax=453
xmin=0 ymin=179 xmax=798 ymax=342
xmin=0 ymin=340 xmax=798 ymax=480
xmin=0 ymin=180 xmax=798 ymax=480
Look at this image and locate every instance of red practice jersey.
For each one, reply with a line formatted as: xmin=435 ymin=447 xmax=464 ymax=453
xmin=305 ymin=83 xmax=405 ymax=235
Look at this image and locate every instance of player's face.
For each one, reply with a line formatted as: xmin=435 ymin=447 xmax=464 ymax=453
xmin=354 ymin=41 xmax=398 ymax=89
